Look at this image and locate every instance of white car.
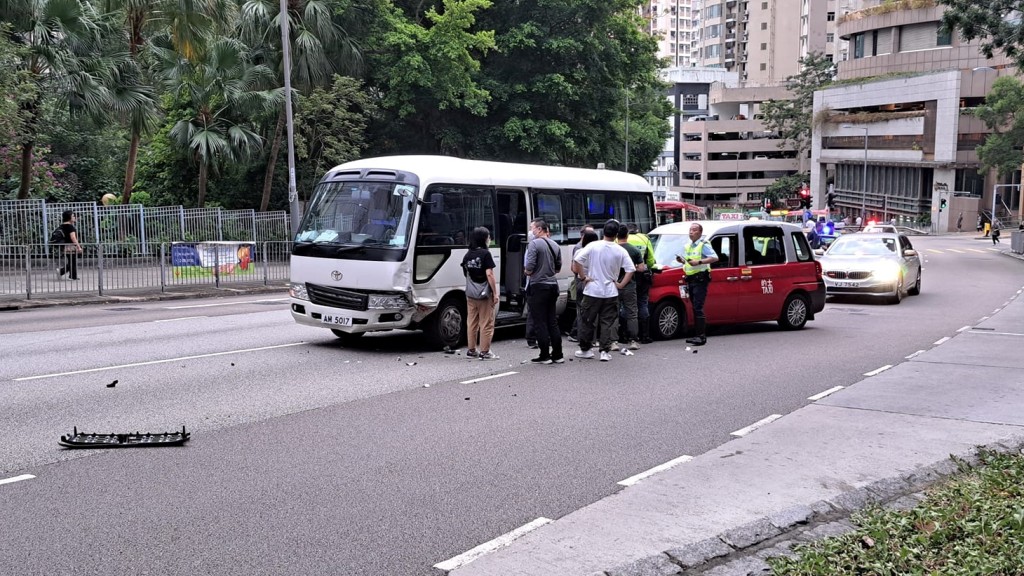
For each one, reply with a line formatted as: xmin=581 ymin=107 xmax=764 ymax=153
xmin=862 ymin=224 xmax=898 ymax=234
xmin=818 ymin=233 xmax=922 ymax=304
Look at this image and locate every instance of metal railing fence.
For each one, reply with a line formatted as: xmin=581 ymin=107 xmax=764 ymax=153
xmin=0 ymin=200 xmax=290 ymax=253
xmin=0 ymin=242 xmax=292 ymax=299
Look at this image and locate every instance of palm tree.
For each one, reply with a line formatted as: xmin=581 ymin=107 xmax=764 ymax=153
xmin=2 ymin=0 xmax=114 ymax=199
xmin=236 ymin=0 xmax=363 ymax=211
xmin=156 ymin=36 xmax=282 ymax=207
xmin=110 ymin=0 xmax=232 ymax=204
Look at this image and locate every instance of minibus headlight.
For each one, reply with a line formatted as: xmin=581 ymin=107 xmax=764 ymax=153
xmin=289 ymin=283 xmax=310 ymax=300
xmin=368 ymin=294 xmax=410 ymax=309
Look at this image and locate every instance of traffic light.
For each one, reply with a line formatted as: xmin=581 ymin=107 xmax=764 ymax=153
xmin=764 ymin=197 xmax=772 ymax=210
xmin=939 ymin=197 xmax=947 ymax=211
xmin=799 ymin=185 xmax=811 ymax=209
xmin=827 ymin=192 xmax=836 ymax=210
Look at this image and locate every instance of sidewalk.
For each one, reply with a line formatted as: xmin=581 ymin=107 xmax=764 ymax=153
xmin=445 ymin=250 xmax=1024 ymax=576
xmin=0 ymin=282 xmax=288 ymax=311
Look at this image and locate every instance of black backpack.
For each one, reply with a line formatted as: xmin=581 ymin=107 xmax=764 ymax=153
xmin=49 ymin=226 xmax=66 ymax=245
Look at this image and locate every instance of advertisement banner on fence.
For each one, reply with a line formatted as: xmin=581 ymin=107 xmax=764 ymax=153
xmin=171 ymin=242 xmax=255 ymax=278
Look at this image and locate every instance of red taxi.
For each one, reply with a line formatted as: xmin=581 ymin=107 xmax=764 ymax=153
xmin=647 ymin=221 xmax=827 ymax=340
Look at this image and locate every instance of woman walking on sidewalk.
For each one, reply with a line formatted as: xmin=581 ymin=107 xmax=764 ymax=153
xmin=56 ymin=210 xmax=83 ymax=280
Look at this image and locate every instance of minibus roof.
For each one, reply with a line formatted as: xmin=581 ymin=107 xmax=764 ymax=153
xmin=328 ymin=155 xmax=652 ymax=193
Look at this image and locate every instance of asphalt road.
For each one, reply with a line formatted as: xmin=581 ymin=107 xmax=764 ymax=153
xmin=1 ymin=234 xmax=1022 ymax=575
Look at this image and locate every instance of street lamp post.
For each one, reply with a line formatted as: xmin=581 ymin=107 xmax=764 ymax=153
xmin=842 ymin=125 xmax=868 ymax=223
xmin=280 ymin=0 xmax=301 ymax=233
xmin=624 ymin=90 xmax=630 ymax=172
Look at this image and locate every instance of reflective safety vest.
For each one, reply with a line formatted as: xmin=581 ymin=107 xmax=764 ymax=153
xmin=684 ymin=240 xmax=710 ymax=276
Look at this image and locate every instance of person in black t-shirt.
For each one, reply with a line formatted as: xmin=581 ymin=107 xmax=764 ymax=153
xmin=57 ymin=210 xmax=83 ymax=280
xmin=462 ymin=226 xmax=499 ymax=359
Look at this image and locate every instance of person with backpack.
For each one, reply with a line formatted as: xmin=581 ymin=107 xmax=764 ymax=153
xmin=524 ymin=218 xmax=563 ymax=364
xmin=462 ymin=227 xmax=499 ymax=360
xmin=55 ymin=210 xmax=82 ymax=280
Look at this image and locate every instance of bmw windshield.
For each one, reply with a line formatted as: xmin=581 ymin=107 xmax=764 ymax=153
xmin=295 ymin=181 xmax=417 ymax=250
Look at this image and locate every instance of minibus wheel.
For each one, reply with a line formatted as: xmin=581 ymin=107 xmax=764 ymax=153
xmin=425 ymin=297 xmax=467 ymax=349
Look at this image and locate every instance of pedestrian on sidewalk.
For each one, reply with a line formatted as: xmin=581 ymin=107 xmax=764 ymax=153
xmin=524 ymin=218 xmax=564 ymax=364
xmin=56 ymin=210 xmax=82 ymax=280
xmin=462 ymin=227 xmax=499 ymax=360
xmin=572 ymin=221 xmax=635 ymax=362
xmin=956 ymin=212 xmax=963 ymax=233
xmin=992 ymin=226 xmax=1001 ymax=245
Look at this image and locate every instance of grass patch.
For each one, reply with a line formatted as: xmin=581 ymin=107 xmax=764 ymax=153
xmin=768 ymin=450 xmax=1024 ymax=575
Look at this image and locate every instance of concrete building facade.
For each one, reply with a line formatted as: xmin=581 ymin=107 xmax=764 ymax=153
xmin=810 ymin=0 xmax=1018 ymax=231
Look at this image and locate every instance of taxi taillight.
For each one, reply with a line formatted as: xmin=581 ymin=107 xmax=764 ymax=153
xmin=814 ymin=260 xmax=822 ymax=279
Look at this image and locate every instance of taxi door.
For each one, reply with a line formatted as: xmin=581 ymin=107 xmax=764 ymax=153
xmin=735 ymin=226 xmax=789 ymax=322
xmin=702 ymin=234 xmax=740 ymax=324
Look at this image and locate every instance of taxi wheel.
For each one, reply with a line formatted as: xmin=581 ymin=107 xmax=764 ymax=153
xmin=778 ymin=294 xmax=809 ymax=330
xmin=331 ymin=329 xmax=365 ymax=346
xmin=425 ymin=296 xmax=467 ymax=349
xmin=889 ymin=275 xmax=904 ymax=305
xmin=652 ymin=300 xmax=685 ymax=340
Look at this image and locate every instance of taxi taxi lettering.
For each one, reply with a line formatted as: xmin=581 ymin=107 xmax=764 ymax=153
xmin=760 ymin=278 xmax=774 ymax=294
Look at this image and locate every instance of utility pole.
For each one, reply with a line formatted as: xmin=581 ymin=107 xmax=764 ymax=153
xmin=280 ymin=0 xmax=301 ymax=235
xmin=624 ymin=89 xmax=630 ymax=172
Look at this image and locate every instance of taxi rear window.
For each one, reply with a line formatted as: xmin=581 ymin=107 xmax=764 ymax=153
xmin=790 ymin=231 xmax=813 ymax=262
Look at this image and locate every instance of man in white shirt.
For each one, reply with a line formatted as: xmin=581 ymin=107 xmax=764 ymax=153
xmin=571 ymin=221 xmax=635 ymax=361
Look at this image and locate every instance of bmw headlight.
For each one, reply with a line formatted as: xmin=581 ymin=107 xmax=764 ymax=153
xmin=289 ymin=282 xmax=310 ymax=300
xmin=872 ymin=261 xmax=901 ymax=282
xmin=368 ymin=294 xmax=410 ymax=310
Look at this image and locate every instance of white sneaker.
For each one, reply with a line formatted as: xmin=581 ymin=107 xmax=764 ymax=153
xmin=628 ymin=341 xmax=640 ymax=350
xmin=600 ymin=351 xmax=612 ymax=362
xmin=574 ymin=349 xmax=595 ymax=359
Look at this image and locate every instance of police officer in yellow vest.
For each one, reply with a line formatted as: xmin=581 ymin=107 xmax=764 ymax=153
xmin=675 ymin=223 xmax=719 ymax=346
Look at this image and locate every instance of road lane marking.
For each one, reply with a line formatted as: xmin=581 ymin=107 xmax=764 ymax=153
xmin=460 ymin=372 xmax=517 ymax=384
xmin=153 ymin=316 xmax=207 ymax=323
xmin=926 ymin=249 xmax=943 ymax=254
xmin=993 ymin=308 xmax=1002 ymax=314
xmin=864 ymin=365 xmax=893 ymax=377
xmin=934 ymin=336 xmax=951 ymax=345
xmin=14 ymin=343 xmax=306 ymax=381
xmin=163 ymin=298 xmax=288 ymax=309
xmin=0 ymin=474 xmax=35 ymax=486
xmin=971 ymin=330 xmax=1024 ymax=337
xmin=808 ymin=386 xmax=845 ymax=401
xmin=956 ymin=326 xmax=972 ymax=333
xmin=967 ymin=248 xmax=986 ymax=253
xmin=730 ymin=414 xmax=782 ymax=437
xmin=978 ymin=316 xmax=990 ymax=322
xmin=905 ymin=350 xmax=926 ymax=359
xmin=434 ymin=517 xmax=552 ymax=572
xmin=617 ymin=455 xmax=693 ymax=487
xmin=947 ymin=248 xmax=966 ymax=253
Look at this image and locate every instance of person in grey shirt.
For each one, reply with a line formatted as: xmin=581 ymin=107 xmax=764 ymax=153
xmin=524 ymin=218 xmax=563 ymax=364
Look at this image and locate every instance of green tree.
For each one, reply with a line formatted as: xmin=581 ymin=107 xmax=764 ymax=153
xmin=0 ymin=28 xmax=34 ymax=146
xmin=236 ymin=0 xmax=364 ymax=211
xmin=759 ymin=52 xmax=835 ymax=157
xmin=463 ymin=0 xmax=669 ymax=170
xmin=294 ymin=74 xmax=377 ymax=198
xmin=972 ymin=75 xmax=1024 ymax=177
xmin=109 ymin=0 xmax=228 ymax=204
xmin=155 ymin=36 xmax=283 ymax=207
xmin=764 ymin=172 xmax=810 ymax=208
xmin=938 ymin=0 xmax=1024 ymax=69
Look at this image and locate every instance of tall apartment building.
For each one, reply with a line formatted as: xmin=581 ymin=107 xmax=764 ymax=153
xmin=641 ymin=0 xmax=700 ymax=68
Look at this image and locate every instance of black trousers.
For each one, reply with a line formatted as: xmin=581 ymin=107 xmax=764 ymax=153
xmin=688 ymin=278 xmax=709 ymax=320
xmin=527 ymin=283 xmax=562 ymax=359
xmin=59 ymin=251 xmax=79 ymax=280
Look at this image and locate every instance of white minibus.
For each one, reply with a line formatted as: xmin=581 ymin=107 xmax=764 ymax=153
xmin=288 ymin=156 xmax=655 ymax=348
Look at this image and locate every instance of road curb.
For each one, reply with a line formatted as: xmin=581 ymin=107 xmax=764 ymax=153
xmin=0 ymin=284 xmax=289 ymax=311
xmin=599 ymin=436 xmax=1024 ymax=576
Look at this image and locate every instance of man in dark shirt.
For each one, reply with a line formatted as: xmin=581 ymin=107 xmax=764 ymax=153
xmin=57 ymin=210 xmax=83 ymax=280
xmin=615 ymin=225 xmax=644 ymax=349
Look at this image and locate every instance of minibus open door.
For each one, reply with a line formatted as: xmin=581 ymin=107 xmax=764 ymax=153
xmin=502 ymin=233 xmax=527 ymax=312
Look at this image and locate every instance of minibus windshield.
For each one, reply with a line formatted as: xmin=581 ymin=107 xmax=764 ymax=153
xmin=295 ymin=181 xmax=416 ymax=249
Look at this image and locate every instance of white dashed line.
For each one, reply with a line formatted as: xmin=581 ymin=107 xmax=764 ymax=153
xmin=617 ymin=455 xmax=694 ymax=487
xmin=460 ymin=372 xmax=518 ymax=384
xmin=947 ymin=248 xmax=965 ymax=253
xmin=971 ymin=331 xmax=1024 ymax=337
xmin=956 ymin=326 xmax=972 ymax=333
xmin=978 ymin=316 xmax=990 ymax=322
xmin=993 ymin=309 xmax=1002 ymax=315
xmin=808 ymin=386 xmax=845 ymax=401
xmin=730 ymin=414 xmax=782 ymax=437
xmin=434 ymin=517 xmax=552 ymax=572
xmin=0 ymin=474 xmax=35 ymax=486
xmin=153 ymin=316 xmax=207 ymax=323
xmin=904 ymin=350 xmax=926 ymax=359
xmin=934 ymin=336 xmax=951 ymax=345
xmin=863 ymin=365 xmax=893 ymax=377
xmin=14 ymin=342 xmax=306 ymax=381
